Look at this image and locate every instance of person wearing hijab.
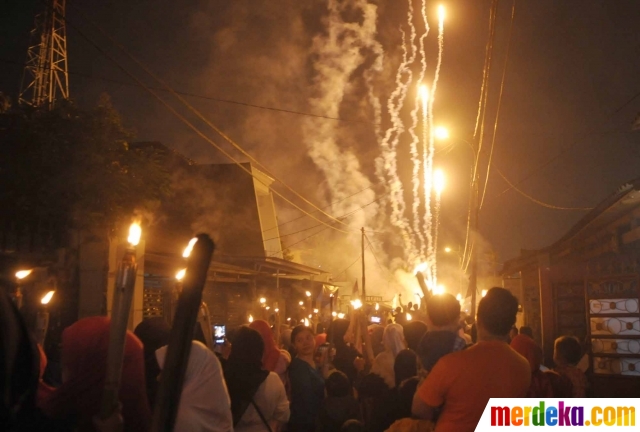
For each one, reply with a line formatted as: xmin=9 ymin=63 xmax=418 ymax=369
xmin=225 ymin=326 xmax=289 ymax=432
xmin=288 ymin=326 xmax=324 ymax=432
xmin=156 ymin=341 xmax=232 ymax=432
xmin=510 ymin=334 xmax=556 ymax=397
xmin=327 ymin=319 xmax=361 ymax=384
xmin=371 ymin=324 xmax=406 ymax=389
xmin=134 ymin=317 xmax=170 ymax=408
xmin=38 ymin=316 xmax=151 ymax=432
xmin=249 ymin=320 xmax=292 ymax=385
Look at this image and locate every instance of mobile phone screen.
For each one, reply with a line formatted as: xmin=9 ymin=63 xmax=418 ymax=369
xmin=370 ymin=316 xmax=381 ymax=324
xmin=213 ymin=325 xmax=226 ymax=344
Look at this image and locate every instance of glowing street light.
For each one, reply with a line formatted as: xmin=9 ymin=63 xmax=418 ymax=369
xmin=313 ymin=309 xmax=318 ymax=314
xmin=266 ymin=306 xmax=271 ymax=311
xmin=375 ymin=303 xmax=379 ymax=311
xmin=274 ymin=308 xmax=279 ymax=313
xmin=299 ymin=301 xmax=304 ymax=306
xmin=444 ymin=247 xmax=452 ymax=253
xmin=351 ymin=299 xmax=363 ymax=310
xmin=305 ymin=291 xmax=311 ymax=298
xmin=41 ymin=290 xmax=55 ymax=305
xmin=15 ymin=269 xmax=33 ymax=280
xmin=434 ymin=169 xmax=445 ymax=194
xmin=434 ymin=126 xmax=449 ymax=140
xmin=332 ymin=311 xmax=337 ymax=317
xmin=248 ymin=315 xmax=254 ymax=323
xmin=337 ymin=313 xmax=345 ymax=319
xmin=259 ymin=297 xmax=266 ymax=304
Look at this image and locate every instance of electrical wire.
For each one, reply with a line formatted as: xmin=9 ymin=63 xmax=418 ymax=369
xmin=265 ymin=185 xmax=374 ymax=232
xmin=65 ymin=3 xmax=352 ymax=230
xmin=494 ymin=168 xmax=593 ymax=211
xmin=479 ymin=0 xmax=516 ymax=209
xmin=264 ymin=192 xmax=388 ymax=242
xmin=46 ymin=4 xmax=350 ymax=235
xmin=1 ymin=57 xmax=374 ymax=126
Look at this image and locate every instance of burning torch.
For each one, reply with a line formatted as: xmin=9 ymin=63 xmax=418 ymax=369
xmin=99 ymin=222 xmax=141 ymax=421
xmin=13 ymin=269 xmax=33 ymax=309
xmin=152 ymin=234 xmax=215 ymax=432
xmin=35 ymin=290 xmax=55 ymax=346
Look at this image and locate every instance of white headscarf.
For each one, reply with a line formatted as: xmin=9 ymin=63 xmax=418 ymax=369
xmin=156 ymin=341 xmax=233 ymax=432
xmin=383 ymin=323 xmax=405 ymax=357
xmin=371 ymin=324 xmax=406 ymax=388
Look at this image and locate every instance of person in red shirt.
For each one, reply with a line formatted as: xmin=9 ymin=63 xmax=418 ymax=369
xmin=412 ymin=288 xmax=531 ymax=432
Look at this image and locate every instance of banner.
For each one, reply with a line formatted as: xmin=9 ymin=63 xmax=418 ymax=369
xmin=478 ymin=399 xmax=638 ymax=430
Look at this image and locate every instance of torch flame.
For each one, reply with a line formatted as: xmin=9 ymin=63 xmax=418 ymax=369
xmin=248 ymin=315 xmax=254 ymax=323
xmin=375 ymin=303 xmax=379 ymax=311
xmin=15 ymin=269 xmax=33 ymax=280
xmin=41 ymin=290 xmax=55 ymax=305
xmin=128 ymin=223 xmax=142 ymax=246
xmin=338 ymin=313 xmax=345 ymax=319
xmin=182 ymin=237 xmax=198 ymax=258
xmin=406 ymin=313 xmax=413 ymax=321
xmin=175 ymin=268 xmax=186 ymax=281
xmin=413 ymin=262 xmax=428 ymax=275
xmin=351 ymin=299 xmax=363 ymax=310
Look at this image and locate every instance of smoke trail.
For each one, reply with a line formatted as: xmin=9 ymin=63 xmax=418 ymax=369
xmin=377 ymin=0 xmax=422 ymax=266
xmin=407 ymin=0 xmax=431 ymax=263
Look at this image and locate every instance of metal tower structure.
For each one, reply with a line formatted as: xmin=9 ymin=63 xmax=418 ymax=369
xmin=19 ymin=0 xmax=69 ymax=109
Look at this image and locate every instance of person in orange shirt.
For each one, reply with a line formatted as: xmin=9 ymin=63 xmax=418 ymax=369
xmin=412 ymin=287 xmax=531 ymax=432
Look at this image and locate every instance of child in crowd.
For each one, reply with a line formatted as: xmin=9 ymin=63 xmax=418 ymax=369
xmin=553 ymin=336 xmax=588 ymax=397
xmin=317 ymin=371 xmax=361 ymax=432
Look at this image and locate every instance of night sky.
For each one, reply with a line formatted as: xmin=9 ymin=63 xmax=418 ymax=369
xmin=2 ymin=0 xmax=639 ymax=285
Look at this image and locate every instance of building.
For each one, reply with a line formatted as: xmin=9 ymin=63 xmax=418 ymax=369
xmin=502 ymin=177 xmax=640 ymax=397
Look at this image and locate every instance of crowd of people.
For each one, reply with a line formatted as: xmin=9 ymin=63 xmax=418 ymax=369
xmin=1 ymin=285 xmax=591 ymax=432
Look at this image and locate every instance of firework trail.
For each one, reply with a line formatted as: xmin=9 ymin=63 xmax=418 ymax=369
xmin=407 ymin=0 xmax=430 ymax=263
xmin=432 ymin=168 xmax=445 ymax=285
xmin=378 ymin=0 xmax=420 ymax=265
xmin=423 ymin=5 xmax=445 ymax=285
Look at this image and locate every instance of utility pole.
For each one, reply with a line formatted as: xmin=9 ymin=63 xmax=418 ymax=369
xmin=19 ymin=0 xmax=69 ymax=109
xmin=361 ymin=227 xmax=366 ymax=301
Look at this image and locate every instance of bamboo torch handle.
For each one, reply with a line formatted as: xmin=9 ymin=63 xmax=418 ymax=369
xmin=100 ymin=250 xmax=138 ymax=421
xmin=152 ymin=234 xmax=214 ymax=432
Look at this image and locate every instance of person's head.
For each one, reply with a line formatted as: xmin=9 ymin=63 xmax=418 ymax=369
xmin=394 ymin=349 xmax=420 ymax=388
xmin=229 ymin=326 xmax=265 ymax=368
xmin=510 ymin=334 xmax=542 ymax=373
xmin=134 ymin=317 xmax=171 ymax=359
xmin=426 ymin=293 xmax=461 ymax=328
xmin=402 ymin=321 xmax=428 ymax=352
xmin=413 ymin=304 xmax=419 ymax=311
xmin=554 ymin=336 xmax=582 ymax=366
xmin=341 ymin=419 xmax=365 ymax=432
xmin=408 ymin=301 xmax=413 ymax=309
xmin=327 ymin=319 xmax=350 ymax=349
xmin=476 ymin=287 xmax=519 ymax=338
xmin=509 ymin=326 xmax=519 ymax=340
xmin=520 ymin=326 xmax=533 ymax=338
xmin=43 ymin=316 xmax=150 ymax=431
xmin=325 ymin=370 xmax=351 ymax=398
xmin=382 ymin=323 xmax=405 ymax=357
xmin=316 ymin=323 xmax=325 ymax=335
xmin=291 ymin=325 xmax=315 ymax=357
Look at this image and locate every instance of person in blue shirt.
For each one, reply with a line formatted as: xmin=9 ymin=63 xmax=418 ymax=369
xmin=288 ymin=325 xmax=325 ymax=432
